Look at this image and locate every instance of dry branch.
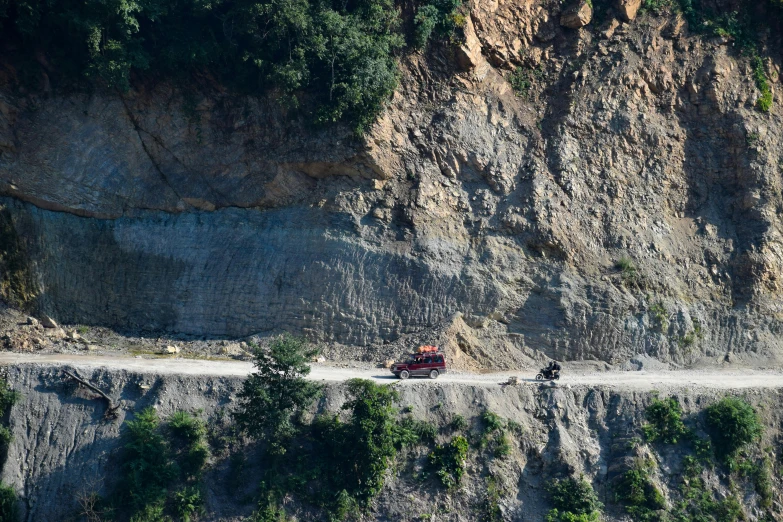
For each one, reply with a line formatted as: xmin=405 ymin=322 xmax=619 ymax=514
xmin=62 ymin=369 xmax=120 ymax=419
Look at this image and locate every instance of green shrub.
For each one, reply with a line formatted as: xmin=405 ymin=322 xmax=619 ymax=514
xmin=753 ymin=56 xmax=773 ymax=112
xmin=395 ymin=417 xmax=437 ymax=447
xmin=166 ymin=411 xmax=210 ymax=479
xmin=129 ymin=500 xmax=171 ymax=522
xmin=173 ymin=486 xmax=204 ymax=522
xmin=649 ymin=302 xmax=668 ymax=332
xmin=122 ymin=407 xmax=176 ymax=511
xmin=248 ymin=500 xmax=289 ymax=522
xmin=339 ymin=379 xmax=400 ymax=503
xmin=482 ymin=411 xmax=504 ymax=434
xmin=705 ymin=397 xmax=762 ymax=462
xmin=0 ymin=380 xmax=19 ymax=416
xmin=715 ymin=497 xmax=745 ymax=522
xmin=169 ymin=411 xmax=207 ymax=443
xmin=506 ymin=420 xmax=524 ymax=435
xmin=429 ymin=436 xmax=468 ymax=489
xmin=615 ymin=257 xmax=639 ymax=286
xmin=546 ymin=476 xmax=602 ymax=522
xmin=0 ymin=426 xmax=11 ymax=450
xmin=182 ymin=442 xmax=210 ymax=478
xmin=642 ymin=397 xmax=688 ymax=444
xmin=414 ymin=5 xmax=440 ymax=48
xmin=482 ymin=476 xmax=503 ymax=522
xmin=0 ymin=482 xmax=18 ymax=522
xmin=450 ymin=414 xmax=468 ymax=431
xmin=413 ymin=0 xmax=464 ymax=48
xmin=509 ymin=67 xmax=532 ymax=98
xmin=493 ymin=432 xmax=511 ymax=458
xmin=254 ymin=378 xmax=415 ymax=519
xmin=616 ymin=461 xmax=666 ymax=521
xmin=235 ymin=334 xmax=322 ymax=451
xmin=641 ymin=0 xmax=674 ymax=12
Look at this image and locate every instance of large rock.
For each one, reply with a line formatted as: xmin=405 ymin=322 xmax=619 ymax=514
xmin=40 ymin=315 xmax=58 ymax=329
xmin=560 ymin=2 xmax=592 ymax=29
xmin=617 ymin=0 xmax=642 ymax=21
xmin=455 ymin=16 xmax=484 ymax=71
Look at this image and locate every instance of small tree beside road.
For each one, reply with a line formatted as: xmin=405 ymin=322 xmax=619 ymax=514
xmin=234 ymin=334 xmax=322 ymax=453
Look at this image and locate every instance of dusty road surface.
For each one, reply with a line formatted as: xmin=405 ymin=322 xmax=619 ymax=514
xmin=3 ymin=352 xmax=783 ymax=390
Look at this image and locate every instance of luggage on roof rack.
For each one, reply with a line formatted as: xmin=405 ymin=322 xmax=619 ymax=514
xmin=417 ymin=345 xmax=439 ymax=353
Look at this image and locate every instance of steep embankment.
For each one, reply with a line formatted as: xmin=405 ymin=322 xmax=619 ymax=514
xmin=2 ymin=0 xmax=783 ymax=366
xmin=2 ymin=362 xmax=783 ymax=521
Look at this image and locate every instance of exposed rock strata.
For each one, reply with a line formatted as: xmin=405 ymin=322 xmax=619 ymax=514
xmin=2 ymin=364 xmax=783 ymax=521
xmin=1 ymin=1 xmax=783 ymax=364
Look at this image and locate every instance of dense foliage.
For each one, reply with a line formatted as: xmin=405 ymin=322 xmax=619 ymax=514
xmin=546 ymin=476 xmax=602 ymax=522
xmin=428 ymin=435 xmax=468 ymax=489
xmin=705 ymin=397 xmax=762 ymax=462
xmin=413 ymin=0 xmax=463 ymax=48
xmin=108 ymin=408 xmax=210 ymax=521
xmin=643 ymin=397 xmax=688 ymax=444
xmin=0 ymin=0 xmax=410 ymax=133
xmin=616 ymin=460 xmax=666 ymax=522
xmin=0 ymin=378 xmax=19 ymax=451
xmin=234 ymin=334 xmax=322 ymax=452
xmin=122 ymin=407 xmax=177 ymax=511
xmin=0 ymin=377 xmax=19 ymax=522
xmin=333 ymin=378 xmax=400 ymax=503
xmin=251 ymin=377 xmax=421 ymax=519
xmin=0 ymin=482 xmax=18 ymax=522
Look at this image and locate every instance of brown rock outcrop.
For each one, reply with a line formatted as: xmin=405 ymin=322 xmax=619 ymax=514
xmin=560 ymin=2 xmax=592 ymax=29
xmin=617 ymin=0 xmax=642 ymax=21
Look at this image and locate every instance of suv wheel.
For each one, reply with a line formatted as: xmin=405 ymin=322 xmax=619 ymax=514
xmin=400 ymin=370 xmax=410 ymax=380
xmin=429 ymin=369 xmax=439 ymax=379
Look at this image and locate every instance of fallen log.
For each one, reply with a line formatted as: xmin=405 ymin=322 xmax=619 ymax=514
xmin=62 ymin=369 xmax=120 ymax=420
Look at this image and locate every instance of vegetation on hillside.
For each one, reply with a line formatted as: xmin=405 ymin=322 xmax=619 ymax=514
xmin=234 ymin=333 xmax=322 ymax=453
xmin=0 ymin=0 xmax=463 ymax=133
xmin=631 ymin=394 xmax=772 ymax=522
xmin=0 ymin=377 xmax=19 ymax=522
xmin=546 ymin=476 xmax=603 ymax=522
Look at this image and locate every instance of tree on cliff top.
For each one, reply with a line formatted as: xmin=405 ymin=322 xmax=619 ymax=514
xmin=234 ymin=334 xmax=322 ymax=453
xmin=0 ymin=0 xmax=405 ymax=134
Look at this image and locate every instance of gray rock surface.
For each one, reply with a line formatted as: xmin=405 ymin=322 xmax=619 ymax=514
xmin=1 ymin=1 xmax=783 ymax=365
xmin=3 ymin=363 xmax=783 ymax=521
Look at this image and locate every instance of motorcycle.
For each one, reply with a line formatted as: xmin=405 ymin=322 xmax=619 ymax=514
xmin=535 ymin=367 xmax=560 ymax=381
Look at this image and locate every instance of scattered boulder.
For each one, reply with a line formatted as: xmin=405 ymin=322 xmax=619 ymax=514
xmin=45 ymin=327 xmax=67 ymax=340
xmin=602 ymin=18 xmax=621 ymax=39
xmin=220 ymin=343 xmax=243 ymax=356
xmin=67 ymin=330 xmax=81 ymax=341
xmin=26 ymin=317 xmax=39 ymax=327
xmin=162 ymin=345 xmax=180 ymax=354
xmin=617 ymin=0 xmax=642 ymax=21
xmin=383 ymin=359 xmax=395 ymax=368
xmin=455 ymin=16 xmax=484 ymax=71
xmin=316 ymin=356 xmax=326 ymax=363
xmin=560 ymin=2 xmax=592 ymax=29
xmin=41 ymin=316 xmax=58 ymax=329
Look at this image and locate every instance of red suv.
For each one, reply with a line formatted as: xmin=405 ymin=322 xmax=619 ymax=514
xmin=391 ymin=351 xmax=447 ymax=379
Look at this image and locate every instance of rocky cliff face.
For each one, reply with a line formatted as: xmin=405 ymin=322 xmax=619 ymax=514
xmin=3 ymin=363 xmax=783 ymax=521
xmin=1 ymin=0 xmax=783 ymax=365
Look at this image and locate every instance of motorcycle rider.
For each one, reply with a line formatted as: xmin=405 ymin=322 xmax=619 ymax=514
xmin=545 ymin=360 xmax=561 ymax=379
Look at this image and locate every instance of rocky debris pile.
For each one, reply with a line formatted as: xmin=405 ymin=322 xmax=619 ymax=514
xmin=0 ymin=308 xmax=88 ymax=352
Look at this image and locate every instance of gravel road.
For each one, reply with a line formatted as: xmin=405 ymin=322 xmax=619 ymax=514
xmin=3 ymin=352 xmax=783 ymax=390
